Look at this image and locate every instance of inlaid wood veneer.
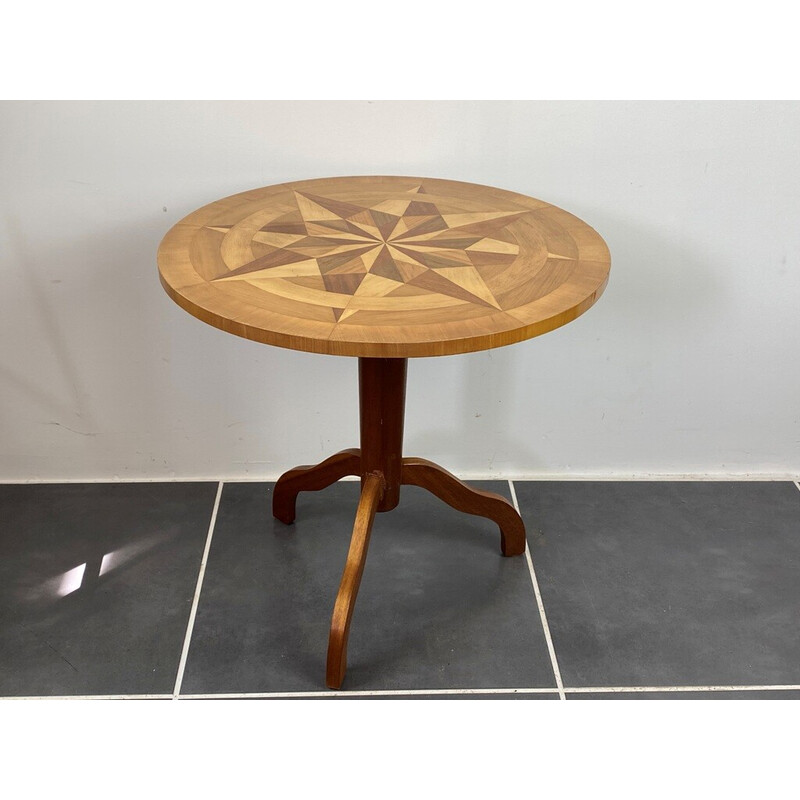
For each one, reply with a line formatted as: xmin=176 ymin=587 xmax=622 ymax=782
xmin=158 ymin=176 xmax=610 ymax=358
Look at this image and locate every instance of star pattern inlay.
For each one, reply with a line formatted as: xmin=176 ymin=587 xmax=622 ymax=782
xmin=208 ymin=185 xmax=531 ymax=322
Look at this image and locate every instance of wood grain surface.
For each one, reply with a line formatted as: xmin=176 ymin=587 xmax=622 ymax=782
xmin=326 ymin=471 xmax=384 ymax=689
xmin=157 ymin=176 xmax=610 ymax=357
xmin=401 ymin=457 xmax=526 ymax=556
xmin=272 ymin=448 xmax=361 ymax=524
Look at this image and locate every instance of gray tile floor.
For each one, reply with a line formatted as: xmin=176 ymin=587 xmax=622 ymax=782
xmin=1 ymin=479 xmax=799 ymax=699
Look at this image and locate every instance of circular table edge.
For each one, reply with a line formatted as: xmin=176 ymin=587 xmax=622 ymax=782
xmin=156 ymin=177 xmax=611 ymax=358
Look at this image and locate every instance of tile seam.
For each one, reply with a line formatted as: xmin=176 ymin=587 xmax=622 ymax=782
xmin=172 ymin=480 xmax=224 ymax=699
xmin=5 ymin=685 xmax=800 ymax=700
xmin=178 ymin=687 xmax=560 ymax=698
xmin=508 ymin=479 xmax=565 ymax=700
xmin=564 ymin=684 xmax=800 ymax=694
xmin=1 ymin=694 xmax=173 ymax=700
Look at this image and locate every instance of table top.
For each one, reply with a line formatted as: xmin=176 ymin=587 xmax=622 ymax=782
xmin=157 ymin=176 xmax=610 ymax=358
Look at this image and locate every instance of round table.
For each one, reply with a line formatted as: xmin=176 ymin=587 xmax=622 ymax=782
xmin=157 ymin=175 xmax=611 ymax=688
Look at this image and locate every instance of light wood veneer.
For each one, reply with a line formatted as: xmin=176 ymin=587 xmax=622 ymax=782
xmin=158 ymin=176 xmax=610 ymax=358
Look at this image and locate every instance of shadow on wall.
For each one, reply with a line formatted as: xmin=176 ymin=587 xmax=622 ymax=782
xmin=1 ymin=216 xmax=98 ymax=436
xmin=406 ymin=347 xmax=541 ymax=477
xmin=0 ymin=210 xmax=296 ymax=478
xmin=405 ymin=205 xmax=725 ymax=477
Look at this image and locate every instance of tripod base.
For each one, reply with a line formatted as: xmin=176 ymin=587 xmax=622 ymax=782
xmin=272 ymin=358 xmax=527 ymax=689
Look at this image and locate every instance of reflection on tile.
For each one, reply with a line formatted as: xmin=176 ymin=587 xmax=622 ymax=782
xmin=0 ymin=483 xmax=217 ymax=696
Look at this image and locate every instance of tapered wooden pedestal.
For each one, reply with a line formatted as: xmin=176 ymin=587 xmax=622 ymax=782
xmin=272 ymin=357 xmax=527 ymax=689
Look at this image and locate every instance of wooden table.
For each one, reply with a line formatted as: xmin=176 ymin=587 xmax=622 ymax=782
xmin=157 ymin=176 xmax=611 ymax=688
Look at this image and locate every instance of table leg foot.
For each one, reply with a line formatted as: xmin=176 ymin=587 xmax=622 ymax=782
xmin=272 ymin=448 xmax=361 ymax=524
xmin=401 ymin=457 xmax=526 ymax=556
xmin=326 ymin=472 xmax=384 ymax=689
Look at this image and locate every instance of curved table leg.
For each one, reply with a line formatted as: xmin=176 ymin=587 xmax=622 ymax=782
xmin=326 ymin=472 xmax=384 ymax=689
xmin=273 ymin=448 xmax=361 ymax=524
xmin=401 ymin=457 xmax=526 ymax=557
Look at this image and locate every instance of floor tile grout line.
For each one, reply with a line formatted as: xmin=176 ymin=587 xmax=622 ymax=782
xmin=1 ymin=695 xmax=174 ymax=701
xmin=179 ymin=684 xmax=800 ymax=699
xmin=179 ymin=688 xmax=560 ymax=699
xmin=508 ymin=479 xmax=565 ymax=701
xmin=6 ymin=685 xmax=800 ymax=700
xmin=172 ymin=480 xmax=224 ymax=700
xmin=564 ymin=685 xmax=800 ymax=694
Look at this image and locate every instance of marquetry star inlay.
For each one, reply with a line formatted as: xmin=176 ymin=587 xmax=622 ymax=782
xmin=207 ymin=186 xmax=532 ymax=321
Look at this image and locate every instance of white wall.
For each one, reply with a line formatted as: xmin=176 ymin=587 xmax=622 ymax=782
xmin=1 ymin=101 xmax=798 ymax=481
